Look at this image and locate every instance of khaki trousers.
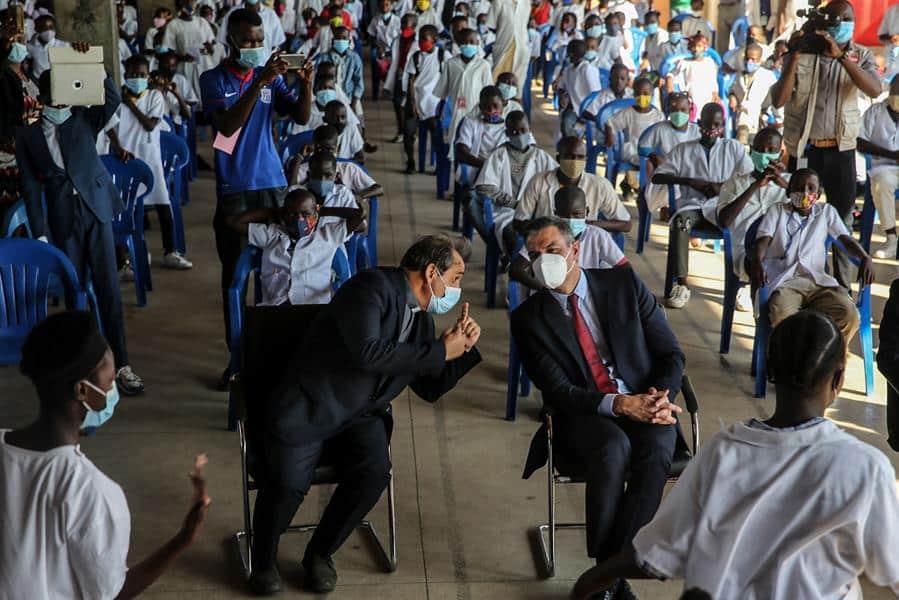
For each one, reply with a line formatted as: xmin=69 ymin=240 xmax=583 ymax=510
xmin=768 ymin=278 xmax=860 ymax=342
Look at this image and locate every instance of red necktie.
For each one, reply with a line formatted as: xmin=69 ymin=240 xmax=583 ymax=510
xmin=568 ymin=294 xmax=618 ymax=394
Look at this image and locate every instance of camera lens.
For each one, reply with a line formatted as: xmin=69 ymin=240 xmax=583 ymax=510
xmin=73 ymin=80 xmax=83 ymax=89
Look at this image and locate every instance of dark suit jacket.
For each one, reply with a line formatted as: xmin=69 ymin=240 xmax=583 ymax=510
xmin=269 ymin=267 xmax=482 ymax=446
xmin=511 ymin=267 xmax=686 ymax=478
xmin=877 ymin=280 xmax=899 ymax=440
xmin=15 ymin=75 xmax=122 ymax=240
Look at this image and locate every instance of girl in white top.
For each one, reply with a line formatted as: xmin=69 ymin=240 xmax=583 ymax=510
xmin=642 ymin=93 xmax=701 ymax=214
xmin=0 ymin=312 xmax=209 ymax=600
xmin=605 ymin=77 xmax=664 ymax=167
xmin=667 ymin=34 xmax=718 ymax=114
xmin=454 ymin=86 xmax=509 ymax=184
xmin=163 ymin=0 xmax=218 ymax=102
xmin=573 ymin=310 xmax=899 ymax=600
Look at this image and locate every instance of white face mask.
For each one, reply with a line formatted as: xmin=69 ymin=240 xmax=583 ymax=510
xmin=532 ymin=247 xmax=573 ymax=290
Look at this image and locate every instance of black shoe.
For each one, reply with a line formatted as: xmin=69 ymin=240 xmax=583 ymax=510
xmin=302 ymin=553 xmax=337 ymax=593
xmin=404 ymin=161 xmax=416 ymax=175
xmin=615 ymin=579 xmax=638 ymax=600
xmin=248 ymin=566 xmax=281 ymax=595
xmin=216 ymin=367 xmax=231 ymax=392
xmin=364 ymin=142 xmax=379 ymax=153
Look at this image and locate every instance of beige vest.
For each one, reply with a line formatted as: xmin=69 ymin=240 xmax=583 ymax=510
xmin=782 ymin=51 xmax=861 ymax=158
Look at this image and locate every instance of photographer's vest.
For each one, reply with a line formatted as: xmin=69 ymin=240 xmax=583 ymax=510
xmin=782 ymin=50 xmax=861 ymax=159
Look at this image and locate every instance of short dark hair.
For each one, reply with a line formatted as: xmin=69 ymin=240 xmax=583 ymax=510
xmin=789 ymin=167 xmax=819 ymax=192
xmin=313 ymin=124 xmax=339 ymax=144
xmin=124 ymin=54 xmax=150 ymax=71
xmin=400 ymin=235 xmax=472 ymax=271
xmin=324 ymin=99 xmax=345 ymax=117
xmin=525 ymin=216 xmax=575 ymax=245
xmin=419 ymin=24 xmax=439 ymax=38
xmin=479 ymin=84 xmax=502 ymax=103
xmin=505 ymin=110 xmax=526 ymax=127
xmin=309 ymin=149 xmax=337 ymax=171
xmin=227 ymin=7 xmax=263 ymax=38
xmin=768 ymin=310 xmax=845 ymax=391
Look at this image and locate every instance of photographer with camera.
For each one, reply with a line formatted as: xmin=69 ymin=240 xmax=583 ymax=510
xmin=770 ymin=0 xmax=880 ymax=289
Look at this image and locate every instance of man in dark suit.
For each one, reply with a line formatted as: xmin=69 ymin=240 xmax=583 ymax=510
xmin=15 ymin=51 xmax=143 ymax=395
xmin=877 ymin=278 xmax=899 ymax=452
xmin=511 ymin=217 xmax=685 ymax=596
xmin=250 ymin=235 xmax=482 ymax=595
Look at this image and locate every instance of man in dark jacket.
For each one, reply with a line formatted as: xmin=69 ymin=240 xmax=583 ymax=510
xmin=250 ymin=235 xmax=482 ymax=595
xmin=877 ymin=278 xmax=899 ymax=452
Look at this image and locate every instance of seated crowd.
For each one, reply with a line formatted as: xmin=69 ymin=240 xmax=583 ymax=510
xmin=3 ymin=0 xmax=899 ymax=598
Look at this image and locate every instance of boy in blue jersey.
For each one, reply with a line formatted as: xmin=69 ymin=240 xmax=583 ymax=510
xmin=199 ymin=7 xmax=313 ymax=386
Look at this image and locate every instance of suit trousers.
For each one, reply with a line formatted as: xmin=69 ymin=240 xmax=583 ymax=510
xmin=555 ymin=414 xmax=676 ymax=560
xmin=58 ymin=197 xmax=129 ymax=367
xmin=251 ymin=415 xmax=392 ymax=570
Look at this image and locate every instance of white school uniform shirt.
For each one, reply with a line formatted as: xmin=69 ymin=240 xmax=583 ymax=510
xmin=433 ymin=54 xmax=494 ymax=152
xmin=403 ymin=48 xmax=444 ymax=119
xmin=454 ymin=115 xmax=507 ymax=181
xmin=559 ymin=60 xmax=601 ymax=116
xmin=643 ymin=29 xmax=669 ymax=71
xmin=162 ymin=72 xmax=199 ymax=125
xmin=336 ymin=126 xmax=364 ymax=159
xmin=528 ymin=28 xmax=541 ymax=58
xmin=475 ymin=143 xmax=558 ymax=239
xmin=289 ymin=98 xmax=359 ymax=134
xmin=716 ymin=172 xmax=790 ymax=281
xmin=606 ymin=106 xmax=664 ymax=164
xmin=670 ymin=56 xmax=718 ymax=108
xmin=27 ymin=36 xmax=69 ymax=78
xmin=111 ymin=90 xmax=170 ymax=206
xmin=732 ymin=67 xmax=778 ymax=134
xmin=756 ymin=202 xmax=850 ymax=292
xmin=413 ymin=7 xmax=443 ymax=32
xmin=518 ymin=223 xmax=626 ymax=268
xmin=293 ymin=160 xmax=375 ymax=194
xmin=860 ymin=101 xmax=899 ymax=174
xmin=218 ymin=5 xmax=286 ymax=50
xmin=642 ymin=120 xmax=701 ymax=212
xmin=654 ymin=138 xmax=752 ymax=221
xmin=551 ymin=3 xmax=583 ymax=29
xmin=163 ymin=17 xmax=217 ymax=101
xmin=632 ymin=419 xmax=899 ymax=599
xmin=367 ymin=13 xmax=401 ymax=51
xmin=249 ymin=220 xmax=348 ymax=305
xmin=515 ymin=169 xmax=630 ymax=222
xmin=0 ymin=430 xmax=131 ymax=600
xmin=594 ymin=86 xmax=633 ymax=111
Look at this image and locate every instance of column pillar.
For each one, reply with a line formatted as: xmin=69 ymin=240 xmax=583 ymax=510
xmin=54 ymin=0 xmax=121 ymax=83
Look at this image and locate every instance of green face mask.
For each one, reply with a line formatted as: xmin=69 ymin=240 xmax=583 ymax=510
xmin=750 ymin=149 xmax=781 ymax=172
xmin=669 ymin=111 xmax=690 ymax=128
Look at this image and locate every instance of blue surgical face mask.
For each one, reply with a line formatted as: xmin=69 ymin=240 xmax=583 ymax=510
xmin=81 ymin=380 xmax=120 ymax=430
xmin=307 ymin=178 xmax=335 ymax=198
xmin=43 ymin=105 xmax=72 ymax=125
xmin=645 ymin=22 xmax=658 ymax=35
xmin=607 ymin=24 xmax=622 ymax=36
xmin=669 ymin=31 xmax=682 ymax=44
xmin=828 ymin=20 xmax=854 ymax=45
xmin=154 ymin=44 xmax=171 ymax=54
xmin=124 ymin=77 xmax=148 ymax=95
xmin=586 ymin=25 xmax=603 ymax=38
xmin=508 ymin=132 xmax=530 ymax=150
xmin=459 ymin=44 xmax=478 ymax=58
xmin=564 ymin=217 xmax=587 ymax=237
xmin=584 ymin=49 xmax=598 ymax=61
xmin=382 ymin=11 xmax=392 ymax=21
xmin=7 ymin=42 xmax=27 ymax=64
xmin=745 ymin=61 xmax=759 ymax=73
xmin=333 ymin=38 xmax=350 ymax=54
xmin=498 ymin=82 xmax=517 ymax=100
xmin=478 ymin=23 xmax=488 ymax=34
xmin=237 ymin=46 xmax=268 ymax=68
xmin=427 ymin=270 xmax=462 ymax=314
xmin=316 ymin=89 xmax=338 ymax=106
xmin=246 ymin=0 xmax=260 ymax=5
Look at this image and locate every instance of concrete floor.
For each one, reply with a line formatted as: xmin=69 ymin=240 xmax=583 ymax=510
xmin=2 ymin=85 xmax=899 ymax=599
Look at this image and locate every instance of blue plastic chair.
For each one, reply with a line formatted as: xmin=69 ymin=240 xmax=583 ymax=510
xmin=634 ymin=122 xmax=669 ymax=254
xmin=436 ymin=99 xmax=454 ymax=199
xmin=419 ymin=99 xmax=451 ymax=176
xmin=597 ymin=67 xmax=610 ymax=90
xmin=0 ymin=238 xmax=88 ymax=364
xmin=718 ymin=219 xmax=757 ymax=355
xmin=1 ymin=199 xmax=32 ymax=238
xmin=523 ymin=59 xmax=534 ymax=119
xmin=505 ymin=273 xmax=531 ymax=421
xmin=159 ymin=131 xmax=189 ymax=255
xmin=730 ymin=15 xmax=749 ymax=49
xmin=101 ymin=155 xmax=154 ymax=308
xmin=606 ymin=130 xmax=640 ymax=185
xmin=336 ymin=157 xmax=379 ymax=267
xmin=280 ymin=130 xmax=315 ymax=167
xmin=585 ymin=98 xmax=635 ymax=175
xmin=479 ymin=195 xmax=504 ymax=308
xmin=453 ymin=164 xmax=476 ymax=238
xmin=662 ymin=184 xmax=723 ymax=298
xmin=542 ymin=31 xmax=560 ymax=99
xmin=630 ymin=28 xmax=648 ymax=65
xmin=659 ymin=52 xmax=690 ymax=79
xmin=226 ymin=244 xmax=351 ymax=430
xmin=751 ymin=236 xmax=874 ymax=398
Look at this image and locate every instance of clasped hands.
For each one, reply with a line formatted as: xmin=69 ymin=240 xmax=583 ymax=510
xmin=441 ymin=302 xmax=481 ymax=360
xmin=612 ymin=387 xmax=682 ymax=425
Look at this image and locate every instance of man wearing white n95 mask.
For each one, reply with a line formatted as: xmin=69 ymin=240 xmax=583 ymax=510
xmin=511 ymin=217 xmax=686 ymax=597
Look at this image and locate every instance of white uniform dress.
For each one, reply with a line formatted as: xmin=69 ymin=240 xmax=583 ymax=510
xmin=606 ymin=106 xmax=665 ymax=164
xmin=670 ymin=56 xmax=719 ymax=109
xmin=488 ymin=0 xmax=530 ymax=87
xmin=559 ymin=61 xmax=601 ymax=116
xmin=515 ymin=169 xmax=631 ymax=222
xmin=111 ymin=90 xmax=170 ymax=206
xmin=642 ymin=120 xmax=701 ymax=212
xmin=0 ymin=430 xmax=131 ymax=600
xmin=732 ymin=67 xmax=779 ymax=134
xmin=633 ymin=419 xmax=899 ymax=598
xmin=163 ymin=17 xmax=217 ymax=101
xmin=433 ymin=54 xmax=494 ymax=155
xmin=403 ymin=48 xmax=444 ymax=118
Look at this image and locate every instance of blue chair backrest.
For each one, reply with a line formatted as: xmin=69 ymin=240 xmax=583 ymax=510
xmin=100 ymin=156 xmax=155 ymax=235
xmin=597 ymin=98 xmax=635 ymax=133
xmin=1 ymin=199 xmax=32 ymax=238
xmin=159 ymin=131 xmax=189 ymax=193
xmin=659 ymin=52 xmax=689 ymax=77
xmin=598 ymin=67 xmax=610 ymax=90
xmin=331 ymin=247 xmax=351 ymax=291
xmin=630 ymin=28 xmax=648 ymax=64
xmin=705 ymin=48 xmax=723 ymax=66
xmin=0 ymin=238 xmax=88 ymax=363
xmin=731 ymin=15 xmax=749 ymax=48
xmin=280 ymin=130 xmax=314 ymax=166
xmin=718 ymin=71 xmax=737 ymax=98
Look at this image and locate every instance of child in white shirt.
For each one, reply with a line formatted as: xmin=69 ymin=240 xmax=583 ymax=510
xmin=593 ymin=63 xmax=634 ymax=109
xmin=668 ymin=33 xmax=718 ymax=112
xmin=454 ymin=86 xmax=508 ymax=185
xmin=642 ymin=93 xmax=701 ymax=216
xmin=752 ymin=169 xmax=874 ymax=342
xmin=557 ymin=39 xmax=600 ymax=137
xmin=26 ymin=14 xmax=69 ymax=79
xmin=154 ymin=51 xmax=198 ymax=127
xmin=323 ymin=100 xmax=364 ymax=161
xmin=367 ymin=0 xmax=400 ymax=58
xmin=642 ymin=10 xmax=669 ymax=71
xmin=728 ymin=43 xmax=779 ymax=144
xmin=402 ymin=24 xmax=448 ymax=172
xmin=228 ymin=187 xmax=363 ymax=305
xmin=605 ymin=76 xmax=664 ymax=193
xmin=496 ymin=71 xmax=524 ymax=115
xmin=595 ymin=12 xmax=633 ymax=71
xmin=107 ymin=55 xmax=192 ymax=270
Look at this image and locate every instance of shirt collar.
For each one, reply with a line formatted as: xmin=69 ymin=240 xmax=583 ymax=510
xmin=549 ymin=269 xmax=586 ymax=306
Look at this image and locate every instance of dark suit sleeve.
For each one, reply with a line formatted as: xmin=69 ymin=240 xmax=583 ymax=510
xmin=511 ymin=302 xmax=605 ymax=416
xmin=86 ymin=75 xmax=121 ymax=136
xmin=333 ymin=274 xmax=447 ymax=377
xmin=631 ymin=269 xmax=685 ymax=398
xmin=878 ymin=280 xmax=899 ymax=389
xmin=15 ymin=129 xmax=46 ymax=238
xmin=409 ymin=347 xmax=482 ymax=402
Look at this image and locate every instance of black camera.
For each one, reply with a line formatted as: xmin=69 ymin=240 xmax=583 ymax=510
xmin=793 ymin=0 xmax=842 ymax=54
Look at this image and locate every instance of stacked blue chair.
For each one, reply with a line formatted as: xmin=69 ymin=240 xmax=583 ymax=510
xmin=159 ymin=131 xmax=189 ymax=255
xmin=101 ymin=155 xmax=154 ymax=307
xmin=752 ymin=236 xmax=874 ymax=398
xmin=730 ymin=15 xmax=749 ymax=48
xmin=718 ymin=222 xmax=753 ymax=355
xmin=0 ymin=238 xmax=88 ymax=364
xmin=479 ymin=195 xmax=503 ymax=308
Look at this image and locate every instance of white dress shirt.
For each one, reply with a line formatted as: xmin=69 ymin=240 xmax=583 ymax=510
xmin=549 ymin=271 xmax=630 ymax=416
xmin=515 ymin=169 xmax=631 ymax=223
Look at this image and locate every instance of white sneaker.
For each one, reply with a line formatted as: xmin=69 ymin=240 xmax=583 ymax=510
xmin=874 ymin=234 xmax=897 ymax=259
xmin=391 ymin=133 xmax=404 ymax=143
xmin=119 ymin=262 xmax=135 ymax=282
xmin=162 ymin=251 xmax=193 ymax=270
xmin=736 ymin=286 xmax=752 ymax=312
xmin=665 ymin=284 xmax=691 ymax=309
xmin=115 ymin=365 xmax=144 ymax=396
